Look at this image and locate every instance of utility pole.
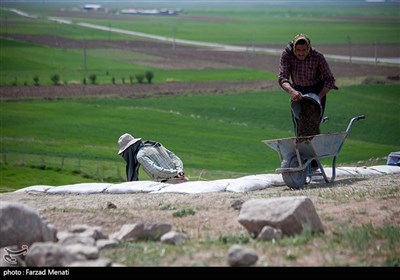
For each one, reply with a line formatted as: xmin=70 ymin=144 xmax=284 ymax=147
xmin=83 ymin=39 xmax=87 ymax=71
xmin=252 ymin=33 xmax=255 ymax=56
xmin=108 ymin=23 xmax=111 ymax=42
xmin=172 ymin=26 xmax=176 ymax=50
xmin=374 ymin=38 xmax=378 ymax=66
xmin=346 ymin=35 xmax=352 ymax=63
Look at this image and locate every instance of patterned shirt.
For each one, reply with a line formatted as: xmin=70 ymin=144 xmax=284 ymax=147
xmin=137 ymin=142 xmax=183 ymax=181
xmin=278 ymin=47 xmax=336 ymax=90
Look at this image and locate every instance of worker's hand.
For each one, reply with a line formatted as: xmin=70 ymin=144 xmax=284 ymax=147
xmin=291 ymin=90 xmax=303 ymax=102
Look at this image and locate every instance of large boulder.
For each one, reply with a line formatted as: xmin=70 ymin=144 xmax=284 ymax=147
xmin=238 ymin=196 xmax=324 ymax=237
xmin=0 ymin=202 xmax=57 ymax=247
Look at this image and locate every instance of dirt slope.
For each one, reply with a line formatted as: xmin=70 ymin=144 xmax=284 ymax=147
xmin=1 ymin=173 xmax=399 ymax=266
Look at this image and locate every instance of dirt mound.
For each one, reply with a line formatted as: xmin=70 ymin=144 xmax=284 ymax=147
xmin=1 ymin=173 xmax=399 ymax=266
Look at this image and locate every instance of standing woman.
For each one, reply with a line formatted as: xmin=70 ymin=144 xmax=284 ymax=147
xmin=278 ymin=33 xmax=338 ymax=171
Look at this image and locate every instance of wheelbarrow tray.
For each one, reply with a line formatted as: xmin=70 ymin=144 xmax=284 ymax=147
xmin=263 ymin=132 xmax=347 ymax=161
xmin=262 ymin=115 xmax=365 ymax=189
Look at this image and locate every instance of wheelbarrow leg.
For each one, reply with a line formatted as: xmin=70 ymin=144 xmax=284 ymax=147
xmin=310 ymin=157 xmax=337 ymax=183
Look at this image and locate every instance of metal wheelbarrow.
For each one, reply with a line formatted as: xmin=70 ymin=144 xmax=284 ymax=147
xmin=262 ymin=115 xmax=365 ymax=189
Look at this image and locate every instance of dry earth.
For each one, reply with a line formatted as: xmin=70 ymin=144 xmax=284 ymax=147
xmin=1 ymin=173 xmax=399 ymax=266
xmin=1 ymin=34 xmax=399 ymax=266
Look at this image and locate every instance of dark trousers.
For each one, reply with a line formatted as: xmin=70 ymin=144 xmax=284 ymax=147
xmin=291 ymin=81 xmax=326 ymax=168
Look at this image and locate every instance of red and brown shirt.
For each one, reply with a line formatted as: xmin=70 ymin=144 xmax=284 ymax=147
xmin=278 ymin=47 xmax=336 ymax=90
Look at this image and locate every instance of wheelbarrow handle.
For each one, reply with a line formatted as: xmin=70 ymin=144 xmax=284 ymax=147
xmin=346 ymin=115 xmax=365 ymax=133
xmin=355 ymin=115 xmax=366 ymax=121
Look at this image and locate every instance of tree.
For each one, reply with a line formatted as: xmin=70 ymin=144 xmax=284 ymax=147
xmin=51 ymin=74 xmax=60 ymax=85
xmin=145 ymin=71 xmax=154 ymax=84
xmin=135 ymin=73 xmax=145 ymax=84
xmin=33 ymin=75 xmax=40 ymax=86
xmin=89 ymin=74 xmax=97 ymax=85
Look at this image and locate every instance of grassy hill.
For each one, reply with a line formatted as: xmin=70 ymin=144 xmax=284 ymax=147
xmin=1 ymin=84 xmax=399 ymax=191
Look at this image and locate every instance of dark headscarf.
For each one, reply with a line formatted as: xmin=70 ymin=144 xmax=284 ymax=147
xmin=121 ymin=140 xmax=143 ymax=181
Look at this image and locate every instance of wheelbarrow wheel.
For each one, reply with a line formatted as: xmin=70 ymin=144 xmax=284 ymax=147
xmin=281 ymin=153 xmax=307 ymax=189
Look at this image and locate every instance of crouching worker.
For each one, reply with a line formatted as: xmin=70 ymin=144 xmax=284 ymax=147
xmin=118 ymin=133 xmax=188 ymax=184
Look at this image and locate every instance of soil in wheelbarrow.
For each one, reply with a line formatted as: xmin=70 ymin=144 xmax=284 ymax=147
xmin=296 ymin=99 xmax=322 ymax=136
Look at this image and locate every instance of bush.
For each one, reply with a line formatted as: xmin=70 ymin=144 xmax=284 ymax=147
xmin=145 ymin=71 xmax=154 ymax=84
xmin=33 ymin=75 xmax=40 ymax=86
xmin=89 ymin=74 xmax=97 ymax=85
xmin=135 ymin=73 xmax=145 ymax=84
xmin=111 ymin=77 xmax=116 ymax=84
xmin=50 ymin=74 xmax=60 ymax=85
xmin=82 ymin=77 xmax=87 ymax=85
xmin=11 ymin=78 xmax=17 ymax=86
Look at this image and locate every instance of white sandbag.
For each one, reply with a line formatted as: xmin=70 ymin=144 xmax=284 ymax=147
xmin=151 ymin=180 xmax=228 ymax=194
xmin=222 ymin=174 xmax=281 ymax=192
xmin=368 ymin=165 xmax=400 ymax=174
xmin=341 ymin=166 xmax=381 ymax=176
xmin=335 ymin=167 xmax=359 ymax=177
xmin=15 ymin=185 xmax=54 ymax=193
xmin=46 ymin=183 xmax=111 ymax=194
xmin=104 ymin=181 xmax=168 ymax=193
xmin=312 ymin=166 xmax=375 ymax=182
xmin=226 ymin=178 xmax=272 ymax=193
xmin=237 ymin=173 xmax=285 ymax=186
xmin=354 ymin=167 xmax=384 ymax=176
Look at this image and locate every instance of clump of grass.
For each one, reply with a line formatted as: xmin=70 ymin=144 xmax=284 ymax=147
xmin=218 ymin=233 xmax=250 ymax=245
xmin=278 ymin=225 xmax=317 ymax=246
xmin=160 ymin=204 xmax=176 ymax=210
xmin=172 ymin=208 xmax=196 ymax=218
xmin=333 ymin=223 xmax=400 ymax=251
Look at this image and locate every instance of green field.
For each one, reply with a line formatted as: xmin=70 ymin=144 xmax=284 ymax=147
xmin=1 ymin=84 xmax=399 ymax=191
xmin=2 ymin=2 xmax=399 ymax=44
xmin=1 ymin=3 xmax=399 ymax=86
xmin=0 ymin=38 xmax=274 ymax=86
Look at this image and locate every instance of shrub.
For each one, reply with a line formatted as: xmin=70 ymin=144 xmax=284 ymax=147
xmin=111 ymin=76 xmax=116 ymax=84
xmin=82 ymin=77 xmax=87 ymax=85
xmin=129 ymin=75 xmax=134 ymax=84
xmin=50 ymin=74 xmax=60 ymax=85
xmin=135 ymin=73 xmax=145 ymax=84
xmin=33 ymin=75 xmax=40 ymax=86
xmin=89 ymin=74 xmax=97 ymax=85
xmin=145 ymin=71 xmax=154 ymax=84
xmin=11 ymin=78 xmax=17 ymax=86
